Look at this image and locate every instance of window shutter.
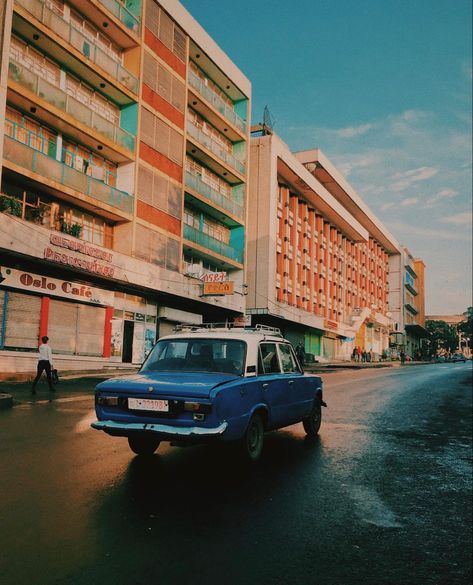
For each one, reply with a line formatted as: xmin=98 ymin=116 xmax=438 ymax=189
xmin=158 ymin=10 xmax=173 ymax=50
xmin=169 ymin=127 xmax=183 ymax=165
xmin=3 ymin=292 xmax=41 ymax=349
xmin=137 ymin=165 xmax=154 ymax=205
xmin=143 ymin=52 xmax=157 ymax=91
xmin=140 ymin=108 xmax=155 ymax=147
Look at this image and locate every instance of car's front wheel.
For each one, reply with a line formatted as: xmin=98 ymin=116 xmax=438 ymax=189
xmin=128 ymin=435 xmax=161 ymax=456
xmin=242 ymin=413 xmax=264 ymax=462
xmin=303 ymin=401 xmax=322 ymax=436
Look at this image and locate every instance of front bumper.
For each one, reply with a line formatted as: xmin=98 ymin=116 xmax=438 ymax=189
xmin=91 ymin=419 xmax=228 ymax=439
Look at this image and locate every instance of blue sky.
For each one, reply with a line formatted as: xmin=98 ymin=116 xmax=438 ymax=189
xmin=181 ymin=0 xmax=472 ymax=314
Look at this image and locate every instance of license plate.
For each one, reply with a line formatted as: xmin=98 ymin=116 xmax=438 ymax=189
xmin=128 ymin=397 xmax=169 ymax=412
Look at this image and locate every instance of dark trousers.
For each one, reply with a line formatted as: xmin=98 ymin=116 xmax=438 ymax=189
xmin=32 ymin=360 xmax=54 ymax=390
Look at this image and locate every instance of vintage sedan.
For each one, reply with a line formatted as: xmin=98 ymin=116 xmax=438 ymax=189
xmin=92 ymin=325 xmax=326 ymax=461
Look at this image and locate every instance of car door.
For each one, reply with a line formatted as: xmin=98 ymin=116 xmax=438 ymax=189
xmin=277 ymin=343 xmax=312 ymax=423
xmin=257 ymin=341 xmax=290 ymax=428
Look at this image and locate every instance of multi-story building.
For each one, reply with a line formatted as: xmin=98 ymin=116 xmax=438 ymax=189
xmin=388 ymin=247 xmax=428 ymax=357
xmin=0 ymin=0 xmax=250 ymax=374
xmin=247 ymin=132 xmax=401 ymax=361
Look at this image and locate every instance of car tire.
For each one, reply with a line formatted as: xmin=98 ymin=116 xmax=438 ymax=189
xmin=303 ymin=401 xmax=322 ymax=436
xmin=128 ymin=435 xmax=161 ymax=456
xmin=242 ymin=413 xmax=264 ymax=462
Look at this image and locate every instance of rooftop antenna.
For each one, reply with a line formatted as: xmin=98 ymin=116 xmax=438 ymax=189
xmin=251 ymin=105 xmax=275 ymax=136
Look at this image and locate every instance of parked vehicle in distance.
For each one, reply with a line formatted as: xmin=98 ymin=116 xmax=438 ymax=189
xmin=449 ymin=353 xmax=466 ymax=363
xmin=92 ymin=324 xmax=326 ymax=461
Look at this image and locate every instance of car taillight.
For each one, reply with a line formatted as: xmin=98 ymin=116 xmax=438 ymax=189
xmin=97 ymin=396 xmax=119 ymax=406
xmin=183 ymin=401 xmax=211 ymax=413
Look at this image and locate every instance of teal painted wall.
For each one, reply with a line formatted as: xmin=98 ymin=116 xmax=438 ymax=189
xmin=233 ymin=141 xmax=246 ymax=160
xmin=120 ymin=103 xmax=138 ymax=135
xmin=234 ymin=99 xmax=248 ymax=121
xmin=229 ymin=226 xmax=245 ymax=254
xmin=232 ymin=183 xmax=245 ymax=206
xmin=125 ymin=0 xmax=142 ymax=18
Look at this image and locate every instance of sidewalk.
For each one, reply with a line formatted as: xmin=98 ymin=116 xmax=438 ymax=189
xmin=304 ymin=359 xmax=433 ymax=373
xmin=0 ymin=367 xmax=138 ymax=409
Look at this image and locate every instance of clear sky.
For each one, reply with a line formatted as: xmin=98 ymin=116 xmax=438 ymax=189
xmin=181 ymin=0 xmax=472 ymax=315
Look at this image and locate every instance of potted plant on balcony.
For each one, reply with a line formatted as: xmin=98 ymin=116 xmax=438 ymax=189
xmin=0 ymin=194 xmax=22 ymax=217
xmin=60 ymin=220 xmax=82 ymax=238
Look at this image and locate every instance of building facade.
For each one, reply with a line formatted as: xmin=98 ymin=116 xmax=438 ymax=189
xmin=0 ymin=0 xmax=250 ymax=374
xmin=247 ymin=133 xmax=400 ymax=361
xmin=388 ymin=247 xmax=428 ymax=358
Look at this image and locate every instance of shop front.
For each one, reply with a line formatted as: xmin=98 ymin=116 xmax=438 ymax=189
xmin=0 ymin=267 xmax=114 ymax=361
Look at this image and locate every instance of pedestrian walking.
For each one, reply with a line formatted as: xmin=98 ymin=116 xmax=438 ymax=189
xmin=295 ymin=341 xmax=305 ymax=368
xmin=400 ymin=350 xmax=406 ymax=365
xmin=31 ymin=336 xmax=55 ymax=393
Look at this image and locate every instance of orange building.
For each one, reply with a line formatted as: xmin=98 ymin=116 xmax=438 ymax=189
xmin=247 ymin=133 xmax=400 ymax=361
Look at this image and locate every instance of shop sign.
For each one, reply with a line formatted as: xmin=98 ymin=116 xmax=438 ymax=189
xmin=202 ymin=281 xmax=234 ymax=296
xmin=233 ymin=314 xmax=252 ymax=327
xmin=0 ymin=268 xmax=114 ymax=306
xmin=324 ymin=319 xmax=338 ymax=330
xmin=202 ymin=272 xmax=227 ymax=283
xmin=44 ymin=234 xmax=115 ymax=277
xmin=135 ymin=313 xmax=146 ymax=322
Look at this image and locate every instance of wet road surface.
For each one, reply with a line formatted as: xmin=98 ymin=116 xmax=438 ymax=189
xmin=0 ymin=363 xmax=471 ymax=585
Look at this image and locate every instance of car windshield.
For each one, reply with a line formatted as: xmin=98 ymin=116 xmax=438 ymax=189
xmin=141 ymin=338 xmax=246 ymax=376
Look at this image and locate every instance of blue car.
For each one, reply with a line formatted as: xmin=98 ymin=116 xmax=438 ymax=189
xmin=92 ymin=324 xmax=326 ymax=461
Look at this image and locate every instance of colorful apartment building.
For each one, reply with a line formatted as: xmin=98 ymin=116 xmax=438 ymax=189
xmin=388 ymin=248 xmax=428 ymax=357
xmin=247 ymin=133 xmax=401 ymax=361
xmin=0 ymin=0 xmax=250 ymax=373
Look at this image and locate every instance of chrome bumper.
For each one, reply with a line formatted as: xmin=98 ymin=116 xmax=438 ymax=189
xmin=91 ymin=419 xmax=228 ymax=438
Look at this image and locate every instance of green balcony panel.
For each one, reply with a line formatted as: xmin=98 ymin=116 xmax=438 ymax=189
xmin=187 ymin=123 xmax=245 ymax=176
xmin=99 ymin=0 xmax=141 ymax=34
xmin=185 ymin=171 xmax=244 ymax=220
xmin=8 ymin=59 xmax=136 ymax=153
xmin=183 ymin=224 xmax=243 ymax=264
xmin=15 ymin=0 xmax=139 ymax=93
xmin=188 ymin=71 xmax=246 ymax=133
xmin=3 ymin=135 xmax=134 ymax=215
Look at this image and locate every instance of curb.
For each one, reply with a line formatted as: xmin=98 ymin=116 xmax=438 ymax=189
xmin=0 ymin=393 xmax=13 ymax=410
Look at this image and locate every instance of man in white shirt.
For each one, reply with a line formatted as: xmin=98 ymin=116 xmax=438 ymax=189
xmin=31 ymin=336 xmax=55 ymax=393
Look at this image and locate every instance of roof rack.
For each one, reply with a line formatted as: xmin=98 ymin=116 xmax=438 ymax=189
xmin=172 ymin=323 xmax=283 ymax=337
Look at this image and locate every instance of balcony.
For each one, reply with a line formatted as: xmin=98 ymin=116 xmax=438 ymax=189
xmin=8 ymin=59 xmax=135 ymax=154
xmin=98 ymin=0 xmax=141 ymax=35
xmin=14 ymin=0 xmax=139 ymax=94
xmin=3 ymin=134 xmax=134 ymax=216
xmin=188 ymin=70 xmax=246 ymax=135
xmin=183 ymin=224 xmax=243 ymax=264
xmin=187 ymin=123 xmax=245 ymax=177
xmin=185 ymin=171 xmax=244 ymax=221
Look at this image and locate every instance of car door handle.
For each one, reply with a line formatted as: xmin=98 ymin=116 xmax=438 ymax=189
xmin=288 ymin=380 xmax=294 ymax=385
xmin=262 ymin=383 xmax=269 ymax=389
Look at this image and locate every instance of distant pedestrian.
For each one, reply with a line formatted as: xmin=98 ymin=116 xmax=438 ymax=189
xmin=400 ymin=350 xmax=406 ymax=365
xmin=351 ymin=347 xmax=357 ymax=362
xmin=295 ymin=341 xmax=305 ymax=368
xmin=356 ymin=346 xmax=362 ymax=362
xmin=31 ymin=336 xmax=55 ymax=393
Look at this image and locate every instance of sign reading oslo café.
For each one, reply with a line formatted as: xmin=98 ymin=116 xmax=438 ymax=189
xmin=0 ymin=268 xmax=114 ymax=306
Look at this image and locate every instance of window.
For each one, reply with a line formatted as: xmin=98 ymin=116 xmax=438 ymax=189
xmin=279 ymin=344 xmax=299 ymax=373
xmin=259 ymin=343 xmax=281 ymax=374
xmin=145 ymin=1 xmax=187 ymax=63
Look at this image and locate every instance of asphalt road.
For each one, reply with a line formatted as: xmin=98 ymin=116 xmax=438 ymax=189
xmin=0 ymin=363 xmax=471 ymax=585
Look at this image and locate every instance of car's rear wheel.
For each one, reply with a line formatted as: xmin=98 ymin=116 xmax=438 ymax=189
xmin=242 ymin=413 xmax=264 ymax=462
xmin=303 ymin=401 xmax=322 ymax=436
xmin=128 ymin=435 xmax=161 ymax=456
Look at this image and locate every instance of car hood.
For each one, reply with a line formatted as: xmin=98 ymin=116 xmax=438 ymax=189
xmin=96 ymin=372 xmax=238 ymax=398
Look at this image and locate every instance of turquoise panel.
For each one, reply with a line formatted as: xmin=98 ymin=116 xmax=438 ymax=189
xmin=120 ymin=103 xmax=138 ymax=136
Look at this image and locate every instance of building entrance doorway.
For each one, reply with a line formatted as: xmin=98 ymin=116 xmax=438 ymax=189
xmin=122 ymin=320 xmax=134 ymax=363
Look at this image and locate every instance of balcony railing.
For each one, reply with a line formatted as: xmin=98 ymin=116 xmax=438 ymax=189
xmin=183 ymin=224 xmax=243 ymax=264
xmin=185 ymin=171 xmax=244 ymax=220
xmin=98 ymin=0 xmax=141 ymax=34
xmin=3 ymin=134 xmax=134 ymax=214
xmin=187 ymin=123 xmax=245 ymax=176
xmin=188 ymin=71 xmax=246 ymax=133
xmin=15 ymin=0 xmax=139 ymax=93
xmin=8 ymin=59 xmax=135 ymax=153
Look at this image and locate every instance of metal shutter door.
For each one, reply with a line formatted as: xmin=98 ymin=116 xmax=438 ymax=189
xmin=76 ymin=304 xmax=105 ymax=356
xmin=48 ymin=299 xmax=78 ymax=355
xmin=4 ymin=292 xmax=41 ymax=349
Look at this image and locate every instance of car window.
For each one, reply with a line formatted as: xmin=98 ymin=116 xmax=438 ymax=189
xmin=278 ymin=343 xmax=299 ymax=373
xmin=141 ymin=338 xmax=245 ymax=375
xmin=259 ymin=343 xmax=281 ymax=374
